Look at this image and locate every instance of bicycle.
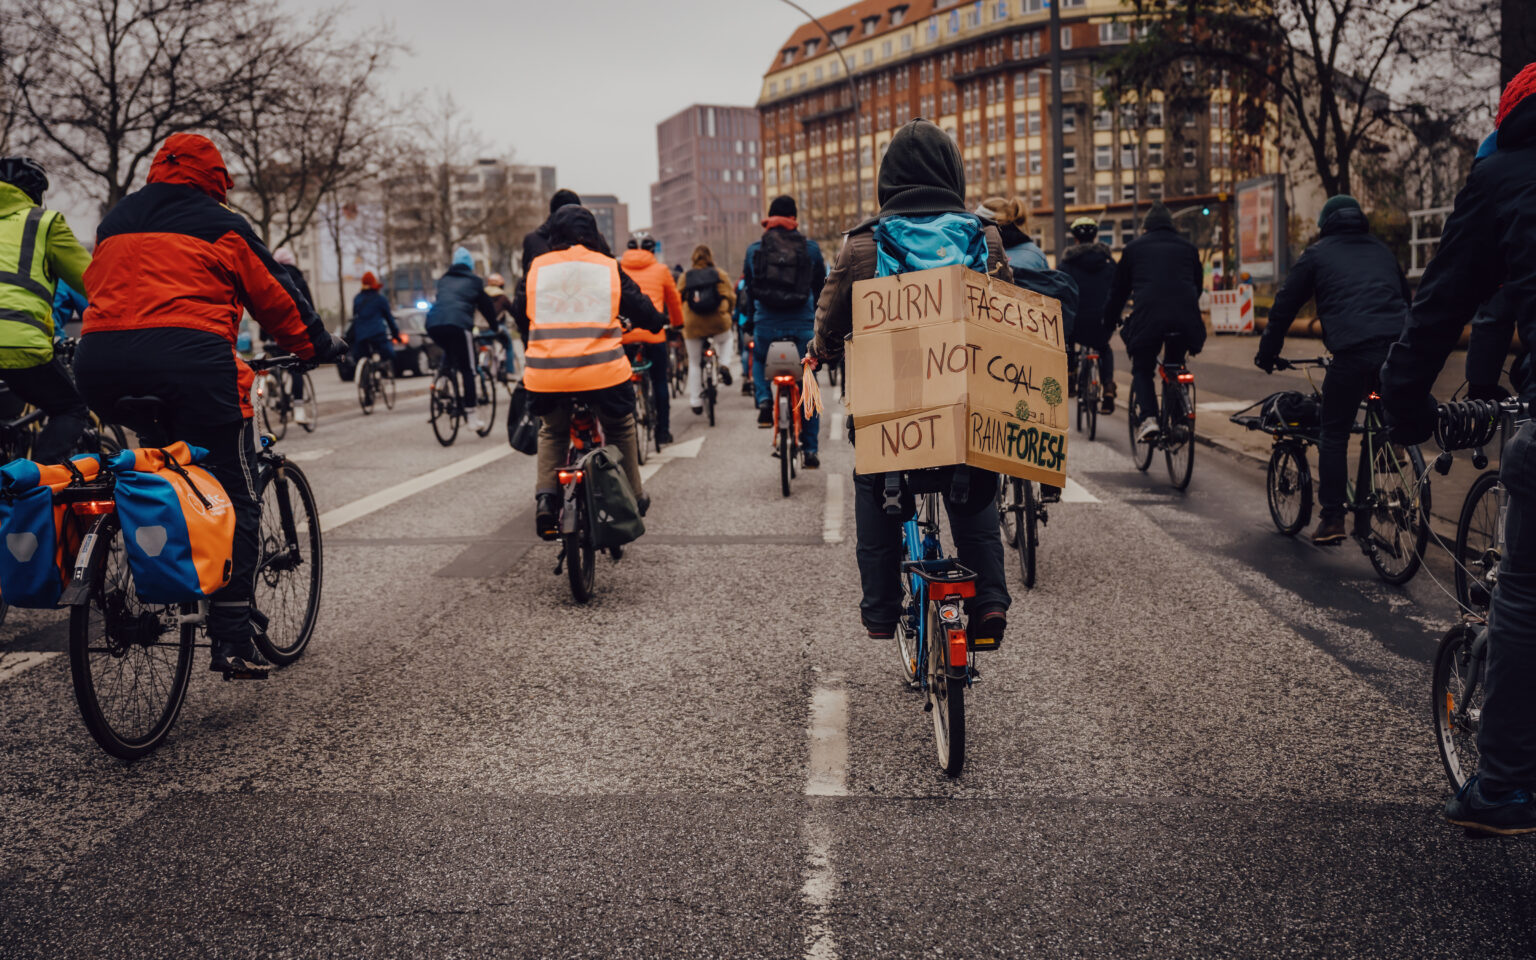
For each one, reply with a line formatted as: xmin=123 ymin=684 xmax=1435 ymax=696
xmin=355 ymin=345 xmax=396 ymax=415
xmin=996 ymin=476 xmax=1048 ymax=588
xmin=894 ymin=486 xmax=983 ymax=777
xmin=0 ymin=384 xmax=126 ymax=464
xmin=1428 ymin=396 xmax=1530 ymax=791
xmin=1230 ymin=357 xmax=1432 ymax=584
xmin=1127 ymin=354 xmax=1196 ymax=490
xmin=1075 ymin=347 xmax=1102 ymax=441
xmin=551 ymin=401 xmax=626 ymax=603
xmin=61 ymin=354 xmax=324 ymax=760
xmin=428 ymin=356 xmax=494 ymax=446
xmin=252 ymin=358 xmax=314 ymax=438
xmin=627 ymin=353 xmax=652 ymax=467
xmin=668 ymin=331 xmax=687 ymax=399
xmin=699 ymin=339 xmax=720 ymax=427
xmin=764 ymin=339 xmax=802 ymax=498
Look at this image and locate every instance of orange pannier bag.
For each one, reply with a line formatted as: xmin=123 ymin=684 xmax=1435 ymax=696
xmin=0 ymin=455 xmax=102 ymax=607
xmin=108 ymin=442 xmax=234 ymax=603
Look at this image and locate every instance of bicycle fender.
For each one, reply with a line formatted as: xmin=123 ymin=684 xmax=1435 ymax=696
xmin=60 ymin=515 xmax=113 ymax=607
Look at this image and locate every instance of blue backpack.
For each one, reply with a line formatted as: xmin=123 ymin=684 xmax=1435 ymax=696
xmin=873 ymin=213 xmax=990 ymax=277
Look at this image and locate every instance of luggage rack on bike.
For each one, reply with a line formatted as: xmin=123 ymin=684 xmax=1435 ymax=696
xmin=901 ymin=558 xmax=977 ymax=599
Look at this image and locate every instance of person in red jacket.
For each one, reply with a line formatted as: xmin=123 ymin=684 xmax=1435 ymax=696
xmin=75 ymin=133 xmax=346 ymax=677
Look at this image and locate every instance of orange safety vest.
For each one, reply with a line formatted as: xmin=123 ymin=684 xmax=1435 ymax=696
xmin=523 ymin=245 xmax=630 ymax=394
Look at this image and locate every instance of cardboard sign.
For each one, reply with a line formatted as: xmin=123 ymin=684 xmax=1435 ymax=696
xmin=852 ymin=402 xmax=1069 ymax=487
xmin=850 ymin=265 xmax=1065 ymax=351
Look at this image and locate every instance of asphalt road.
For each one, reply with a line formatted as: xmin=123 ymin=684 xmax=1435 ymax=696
xmin=1 ymin=370 xmax=1531 ymax=959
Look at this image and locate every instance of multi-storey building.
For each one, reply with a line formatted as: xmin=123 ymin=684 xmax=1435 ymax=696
xmin=582 ymin=194 xmax=630 ymax=255
xmin=651 ymin=104 xmax=763 ymax=275
xmin=758 ymin=0 xmax=1278 ymax=258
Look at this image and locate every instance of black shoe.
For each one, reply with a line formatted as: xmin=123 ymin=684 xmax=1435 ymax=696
xmin=740 ymin=381 xmax=753 ymax=396
xmin=691 ymin=405 xmax=703 ymax=415
xmin=720 ymin=368 xmax=732 ymax=386
xmin=656 ymin=430 xmax=674 ymax=445
xmin=864 ymin=621 xmax=897 ymax=640
xmin=967 ymin=609 xmax=1006 ymax=651
xmin=210 ymin=636 xmax=270 ymax=678
xmin=1040 ymin=484 xmax=1061 ymax=503
xmin=1445 ymin=775 xmax=1536 ymax=836
xmin=637 ymin=495 xmax=650 ymax=517
xmin=757 ymin=405 xmax=772 ymax=428
xmin=536 ymin=493 xmax=560 ymax=541
xmin=1312 ymin=515 xmax=1348 ymax=545
xmin=803 ymin=452 xmax=820 ymax=469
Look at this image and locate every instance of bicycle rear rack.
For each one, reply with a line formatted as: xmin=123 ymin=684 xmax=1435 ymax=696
xmin=902 ymin=558 xmax=977 ymax=601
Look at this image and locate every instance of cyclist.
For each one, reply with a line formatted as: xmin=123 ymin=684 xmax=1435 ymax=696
xmin=1103 ymin=202 xmax=1206 ymax=443
xmin=267 ymin=248 xmax=315 ymax=423
xmin=742 ymin=195 xmax=825 ymax=466
xmin=807 ymin=118 xmax=1013 ymax=646
xmin=0 ymin=156 xmax=92 ymax=464
xmin=1381 ymin=63 xmax=1536 ymax=836
xmin=350 ymin=270 xmax=399 ymax=371
xmin=484 ymin=272 xmax=517 ymax=378
xmin=517 ymin=188 xmax=591 ymax=347
xmin=510 ymin=205 xmax=667 ymax=539
xmin=52 ymin=278 xmax=89 ymax=338
xmin=426 ymin=246 xmax=497 ymax=434
xmin=977 ymin=195 xmax=1046 ymax=271
xmin=678 ymin=244 xmax=736 ymax=414
xmin=73 ymin=133 xmax=346 ymax=677
xmin=619 ymin=236 xmax=682 ymax=444
xmin=1059 ymin=216 xmax=1119 ymax=414
xmin=734 ymin=277 xmax=754 ymax=394
xmin=1254 ymin=195 xmax=1411 ymax=545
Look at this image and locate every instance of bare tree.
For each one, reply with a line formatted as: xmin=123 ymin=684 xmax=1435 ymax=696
xmin=390 ymin=94 xmax=508 ymax=269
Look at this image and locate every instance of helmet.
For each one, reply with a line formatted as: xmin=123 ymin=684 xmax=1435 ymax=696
xmin=1069 ymin=216 xmax=1099 ymax=243
xmin=0 ymin=156 xmax=48 ymax=204
xmin=487 ymin=273 xmax=505 ymax=287
xmin=641 ymin=237 xmax=657 ymax=252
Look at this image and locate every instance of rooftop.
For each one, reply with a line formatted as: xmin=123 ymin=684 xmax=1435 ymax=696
xmin=765 ymin=1 xmax=944 ymax=76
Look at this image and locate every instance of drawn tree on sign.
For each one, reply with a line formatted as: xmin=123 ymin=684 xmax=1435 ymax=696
xmin=1015 ymin=399 xmax=1031 ymax=422
xmin=1041 ymin=377 xmax=1063 ymax=428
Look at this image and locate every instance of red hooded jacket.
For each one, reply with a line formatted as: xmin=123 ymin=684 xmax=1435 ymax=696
xmin=82 ymin=134 xmax=329 ymax=412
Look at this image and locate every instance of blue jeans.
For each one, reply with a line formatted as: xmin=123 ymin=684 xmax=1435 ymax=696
xmin=753 ymin=323 xmax=819 ymax=456
xmin=351 ymin=334 xmax=396 ymax=363
xmin=1479 ymin=421 xmax=1536 ymax=793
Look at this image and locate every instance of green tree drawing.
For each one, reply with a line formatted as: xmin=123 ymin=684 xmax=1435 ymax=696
xmin=1015 ymin=399 xmax=1031 ymax=422
xmin=1041 ymin=377 xmax=1063 ymax=428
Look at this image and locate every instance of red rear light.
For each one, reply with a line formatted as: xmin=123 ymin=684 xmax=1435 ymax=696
xmin=948 ymin=629 xmax=968 ymax=668
xmin=72 ymin=500 xmax=115 ymax=516
xmin=1368 ymin=391 xmax=1381 ymax=400
xmin=773 ymin=374 xmax=795 ymax=384
xmin=630 ymin=372 xmax=643 ymax=382
xmin=1177 ymin=372 xmax=1195 ymax=383
xmin=399 ymin=332 xmax=410 ymax=345
xmin=557 ymin=469 xmax=584 ymax=485
xmin=705 ymin=348 xmax=715 ymax=358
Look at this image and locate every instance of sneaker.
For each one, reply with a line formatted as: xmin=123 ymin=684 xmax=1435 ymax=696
xmin=865 ymin=621 xmax=897 ymax=641
xmin=1312 ymin=515 xmax=1348 ymax=545
xmin=209 ymin=636 xmax=271 ymax=677
xmin=1445 ymin=775 xmax=1536 ymax=836
xmin=741 ymin=380 xmax=753 ymax=396
xmin=656 ymin=430 xmax=674 ymax=445
xmin=803 ymin=452 xmax=820 ymax=469
xmin=470 ymin=407 xmax=487 ymax=432
xmin=757 ymin=405 xmax=773 ymax=428
xmin=1101 ymin=394 xmax=1116 ymax=415
xmin=535 ymin=493 xmax=560 ymax=541
xmin=1135 ymin=419 xmax=1161 ymax=443
xmin=637 ymin=495 xmax=651 ymax=517
xmin=720 ymin=367 xmax=733 ymax=386
xmin=691 ymin=404 xmax=704 ymax=415
xmin=968 ymin=609 xmax=1006 ymax=650
xmin=293 ymin=406 xmax=310 ymax=426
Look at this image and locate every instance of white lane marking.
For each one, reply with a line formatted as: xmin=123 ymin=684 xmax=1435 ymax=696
xmin=801 ymin=820 xmax=840 ymax=960
xmin=805 ymin=680 xmax=848 ymax=797
xmin=1061 ymin=477 xmax=1101 ymax=503
xmin=0 ymin=651 xmax=58 ymax=683
xmin=284 ymin=448 xmax=332 ymax=463
xmin=1198 ymin=400 xmax=1254 ymax=413
xmin=318 ymin=446 xmax=512 ymax=532
xmin=822 ymin=475 xmax=845 ymax=544
xmin=802 ymin=675 xmax=847 ymax=960
xmin=640 ymin=436 xmax=709 ymax=483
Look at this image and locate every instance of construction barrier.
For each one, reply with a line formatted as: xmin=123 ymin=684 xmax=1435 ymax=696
xmin=1211 ymin=284 xmax=1255 ymax=334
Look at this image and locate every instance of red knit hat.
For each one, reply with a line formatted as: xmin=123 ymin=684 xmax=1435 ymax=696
xmin=1497 ymin=62 xmax=1536 ymax=127
xmin=360 ymin=271 xmax=380 ymax=289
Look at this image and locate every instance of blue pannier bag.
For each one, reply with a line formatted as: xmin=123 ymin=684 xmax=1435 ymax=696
xmin=873 ymin=213 xmax=990 ymax=278
xmin=109 ymin=442 xmax=235 ymax=604
xmin=0 ymin=456 xmax=102 ymax=607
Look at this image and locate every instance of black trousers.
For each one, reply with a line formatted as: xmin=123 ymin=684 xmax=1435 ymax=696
xmin=642 ymin=341 xmax=670 ymax=435
xmin=0 ymin=358 xmax=90 ymax=463
xmin=428 ymin=326 xmax=477 ymax=407
xmin=853 ymin=469 xmax=1010 ymax=631
xmin=1480 ymin=422 xmax=1536 ymax=793
xmin=1130 ymin=339 xmax=1188 ymax=423
xmin=1318 ymin=340 xmax=1393 ymax=520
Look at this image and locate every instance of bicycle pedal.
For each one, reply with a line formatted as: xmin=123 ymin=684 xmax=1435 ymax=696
xmin=221 ymin=666 xmax=269 ymax=681
xmin=969 ymin=637 xmax=1002 ymax=653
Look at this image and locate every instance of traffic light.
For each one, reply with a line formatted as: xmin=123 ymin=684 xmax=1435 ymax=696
xmin=1201 ymin=206 xmax=1211 ymax=216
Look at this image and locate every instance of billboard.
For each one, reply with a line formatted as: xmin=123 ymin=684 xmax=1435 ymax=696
xmin=1236 ymin=174 xmax=1287 ymax=282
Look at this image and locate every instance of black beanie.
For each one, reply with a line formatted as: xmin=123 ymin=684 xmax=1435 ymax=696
xmin=768 ymin=195 xmax=797 ymax=219
xmin=550 ymin=188 xmax=581 ymax=215
xmin=1143 ymin=202 xmax=1174 ymax=232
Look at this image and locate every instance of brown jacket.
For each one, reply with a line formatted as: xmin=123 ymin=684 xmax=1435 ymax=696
xmin=678 ymin=247 xmax=735 ymax=339
xmin=810 ymin=223 xmax=1013 ymax=360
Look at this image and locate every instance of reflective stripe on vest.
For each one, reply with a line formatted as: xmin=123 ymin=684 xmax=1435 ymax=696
xmin=523 ymin=246 xmax=630 ymax=393
xmin=0 ymin=207 xmax=58 ymax=368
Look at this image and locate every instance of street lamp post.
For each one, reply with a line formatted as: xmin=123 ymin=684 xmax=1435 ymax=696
xmin=1047 ymin=0 xmax=1067 ymax=261
xmin=776 ymin=0 xmax=866 ymax=224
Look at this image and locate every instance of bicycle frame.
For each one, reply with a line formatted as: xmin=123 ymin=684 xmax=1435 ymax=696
xmin=558 ymin=406 xmax=605 ymax=535
xmin=901 ymin=495 xmax=974 ymax=691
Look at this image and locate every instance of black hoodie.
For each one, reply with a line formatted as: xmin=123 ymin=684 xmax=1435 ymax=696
xmin=1059 ymin=242 xmax=1117 ymax=343
xmin=509 ymin=205 xmax=665 ymax=341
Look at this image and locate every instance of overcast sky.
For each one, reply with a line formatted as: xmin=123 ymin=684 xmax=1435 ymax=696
xmin=348 ymin=0 xmax=813 ymax=226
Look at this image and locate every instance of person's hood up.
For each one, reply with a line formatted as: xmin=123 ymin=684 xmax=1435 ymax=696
xmin=1142 ymin=203 xmax=1175 ymax=233
xmin=1497 ymin=90 xmax=1536 ymax=151
xmin=689 ymin=245 xmax=715 ymax=269
xmin=1061 ymin=241 xmax=1113 ymax=267
xmin=452 ymin=246 xmax=474 ymax=270
xmin=1318 ymin=203 xmax=1370 ymax=236
xmin=877 ymin=119 xmax=967 ymax=218
xmin=0 ymin=181 xmax=34 ymax=218
xmin=549 ymin=188 xmax=582 ymax=215
xmin=147 ymin=133 xmax=234 ymax=203
xmin=548 ymin=204 xmax=606 ymax=252
xmin=620 ymin=248 xmax=659 ymax=270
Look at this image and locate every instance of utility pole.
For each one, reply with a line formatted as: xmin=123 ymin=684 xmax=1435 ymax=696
xmin=1047 ymin=0 xmax=1067 ymax=262
xmin=778 ymin=0 xmax=866 ymax=224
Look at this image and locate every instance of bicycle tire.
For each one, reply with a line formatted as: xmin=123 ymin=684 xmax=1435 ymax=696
xmin=779 ymin=394 xmax=792 ymax=498
xmin=1454 ymin=471 xmax=1502 ymax=616
xmin=252 ymin=461 xmax=322 ymax=666
xmin=430 ymin=373 xmax=460 ymax=447
xmin=706 ymin=375 xmax=716 ymax=427
xmin=1128 ymin=389 xmax=1153 ymax=472
xmin=68 ymin=516 xmax=194 ymax=760
xmin=1266 ymin=443 xmax=1313 ymax=536
xmin=896 ymin=574 xmax=921 ymax=688
xmin=1019 ymin=480 xmax=1038 ymax=589
xmin=1085 ymin=378 xmax=1098 ymax=441
xmin=1433 ymin=623 xmax=1483 ymax=792
xmin=1164 ymin=382 xmax=1195 ymax=490
xmin=927 ymin=601 xmax=965 ymax=777
xmin=632 ymin=380 xmax=650 ymax=466
xmin=565 ymin=493 xmax=596 ymax=603
xmin=298 ymin=373 xmax=318 ymax=432
xmin=260 ymin=374 xmax=289 ymax=441
xmin=1365 ymin=443 xmax=1428 ymax=585
xmin=380 ymin=365 xmax=396 ymax=410
xmin=357 ymin=360 xmax=375 ymax=414
xmin=998 ymin=477 xmax=1021 ymax=547
xmin=475 ymin=369 xmax=497 ymax=436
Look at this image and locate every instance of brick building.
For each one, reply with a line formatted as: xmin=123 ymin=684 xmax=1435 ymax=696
xmin=650 ymin=104 xmax=763 ymax=276
xmin=581 ymin=194 xmax=630 ymax=255
xmin=758 ymin=0 xmax=1278 ymax=258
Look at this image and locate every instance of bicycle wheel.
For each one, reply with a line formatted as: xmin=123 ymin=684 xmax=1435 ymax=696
xmin=357 ymin=360 xmax=375 ymax=414
xmin=1365 ymin=442 xmax=1429 ymax=585
xmin=1433 ymin=623 xmax=1484 ymax=791
xmin=1266 ymin=443 xmax=1313 ymax=536
xmin=1018 ymin=480 xmax=1038 ymax=589
xmin=68 ymin=516 xmax=194 ymax=760
xmin=298 ymin=374 xmax=318 ymax=432
xmin=1084 ymin=377 xmax=1098 ymax=441
xmin=706 ymin=374 xmax=717 ymax=427
xmin=565 ymin=492 xmax=596 ymax=603
xmin=380 ymin=364 xmax=397 ymax=410
xmin=997 ymin=477 xmax=1021 ymax=547
xmin=430 ymin=372 xmax=460 ymax=447
xmin=260 ymin=374 xmax=289 ymax=441
xmin=779 ymin=394 xmax=792 ymax=498
xmin=1127 ymin=388 xmax=1153 ymax=472
xmin=1164 ymin=382 xmax=1195 ymax=490
xmin=475 ymin=369 xmax=497 ymax=436
xmin=1454 ymin=471 xmax=1502 ymax=616
xmin=632 ymin=380 xmax=650 ymax=466
xmin=927 ymin=600 xmax=965 ymax=777
xmin=252 ymin=462 xmax=322 ymax=666
xmin=895 ymin=573 xmax=921 ymax=688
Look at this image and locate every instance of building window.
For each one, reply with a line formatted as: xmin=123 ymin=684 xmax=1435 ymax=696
xmin=1061 ymin=111 xmax=1076 ymax=133
xmin=864 ymin=48 xmax=874 ymax=65
xmin=1149 ymin=181 xmax=1164 ymax=199
xmin=1121 ymin=183 xmax=1136 ymax=200
xmin=1061 ymin=66 xmax=1076 ymax=91
xmin=1028 ymin=72 xmax=1041 ymax=96
xmin=1015 ymin=153 xmax=1028 ymax=175
xmin=1028 ymin=110 xmax=1040 ymax=135
xmin=769 ymin=81 xmax=778 ymax=96
xmin=1120 ymin=144 xmax=1137 ymax=168
xmin=1099 ymin=21 xmax=1131 ymax=45
xmin=1147 ymin=102 xmax=1163 ymax=127
xmin=1031 ymin=188 xmax=1043 ymax=207
xmin=1100 ymin=220 xmax=1114 ymax=244
xmin=815 ymin=65 xmax=823 ymax=81
xmin=1014 ymin=115 xmax=1027 ymax=137
xmin=1121 ymin=104 xmax=1139 ymax=129
xmin=782 ymin=49 xmax=796 ymax=66
xmin=805 ymin=39 xmax=820 ymax=57
xmin=1014 ymin=73 xmax=1026 ymax=99
xmin=1093 ymin=109 xmax=1112 ymax=131
xmin=1060 ymin=27 xmax=1072 ymax=49
xmin=902 ymin=34 xmax=912 ymax=51
xmin=1121 ymin=219 xmax=1136 ymax=246
xmin=1029 ymin=152 xmax=1041 ymax=174
xmin=1062 ymin=0 xmax=1085 ymax=7
xmin=768 ymin=168 xmax=777 ymax=186
xmin=891 ymin=7 xmax=907 ymax=25
xmin=1183 ymin=144 xmax=1198 ymax=167
xmin=1182 ymin=182 xmax=1197 ymax=196
xmin=1181 ymin=58 xmax=1196 ymax=82
xmin=1148 ymin=142 xmax=1163 ymax=167
xmin=882 ymin=40 xmax=893 ymax=58
xmin=1095 ymin=184 xmax=1112 ymax=204
xmin=1182 ymin=108 xmax=1198 ymax=128
xmin=1094 ymin=144 xmax=1112 ymax=169
xmin=1061 ymin=147 xmax=1076 ymax=172
xmin=1063 ymin=185 xmax=1077 ymax=203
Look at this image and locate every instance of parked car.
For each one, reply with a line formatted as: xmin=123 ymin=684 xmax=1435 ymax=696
xmin=390 ymin=309 xmax=441 ymax=377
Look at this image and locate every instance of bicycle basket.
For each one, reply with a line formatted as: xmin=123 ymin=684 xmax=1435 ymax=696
xmin=1231 ymin=390 xmax=1321 ymax=437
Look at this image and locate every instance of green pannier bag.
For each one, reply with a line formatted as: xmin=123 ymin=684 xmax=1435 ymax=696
xmin=583 ymin=445 xmax=644 ymax=549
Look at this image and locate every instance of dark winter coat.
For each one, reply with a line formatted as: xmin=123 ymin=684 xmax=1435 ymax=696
xmin=426 ymin=263 xmax=495 ymax=332
xmin=281 ymin=264 xmax=314 ymax=310
xmin=351 ymin=288 xmax=398 ymax=343
xmin=1258 ymin=205 xmax=1409 ymax=361
xmin=1104 ymin=222 xmax=1206 ymax=356
xmin=1059 ymin=241 xmax=1117 ymax=346
xmin=509 ymin=205 xmax=666 ymax=340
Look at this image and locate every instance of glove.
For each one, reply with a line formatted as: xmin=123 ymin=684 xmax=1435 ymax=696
xmin=1386 ymin=392 xmax=1438 ymax=446
xmin=1467 ymin=382 xmax=1511 ymax=402
xmin=1254 ymin=352 xmax=1277 ymax=374
xmin=316 ymin=332 xmax=349 ymax=363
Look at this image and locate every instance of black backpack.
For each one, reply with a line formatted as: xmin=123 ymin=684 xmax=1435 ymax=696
xmin=752 ymin=229 xmax=812 ymax=310
xmin=683 ymin=268 xmax=723 ymax=315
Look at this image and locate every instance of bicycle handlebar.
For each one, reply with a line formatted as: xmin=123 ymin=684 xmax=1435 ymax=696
xmin=249 ymin=353 xmax=321 ymax=373
xmin=1276 ymin=357 xmax=1328 ymax=370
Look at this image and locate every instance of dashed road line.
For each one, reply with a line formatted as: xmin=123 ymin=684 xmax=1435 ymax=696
xmin=318 ymin=446 xmax=512 ymax=532
xmin=805 ymin=678 xmax=849 ymax=797
xmin=802 ymin=673 xmax=847 ymax=960
xmin=822 ymin=474 xmax=845 ymax=544
xmin=0 ymin=651 xmax=58 ymax=683
xmin=640 ymin=435 xmax=707 ymax=483
xmin=1061 ymin=477 xmax=1101 ymax=503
